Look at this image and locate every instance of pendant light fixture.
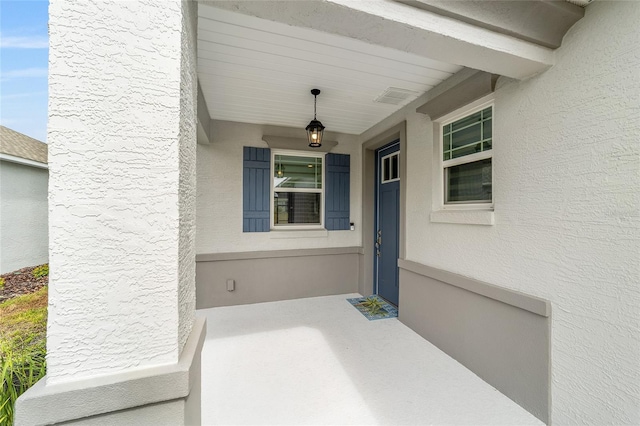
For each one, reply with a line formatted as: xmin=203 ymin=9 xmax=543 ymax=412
xmin=306 ymin=88 xmax=325 ymax=148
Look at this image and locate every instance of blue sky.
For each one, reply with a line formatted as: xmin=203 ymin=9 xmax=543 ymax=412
xmin=1 ymin=0 xmax=49 ymax=142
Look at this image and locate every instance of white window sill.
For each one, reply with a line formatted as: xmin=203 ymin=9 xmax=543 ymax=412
xmin=430 ymin=209 xmax=494 ymax=226
xmin=269 ymin=229 xmax=329 ymax=239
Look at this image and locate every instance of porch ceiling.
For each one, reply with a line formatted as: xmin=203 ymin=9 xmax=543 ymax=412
xmin=197 ymin=5 xmax=462 ymax=135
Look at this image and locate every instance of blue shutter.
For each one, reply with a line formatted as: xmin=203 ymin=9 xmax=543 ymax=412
xmin=243 ymin=147 xmax=271 ymax=232
xmin=325 ymin=153 xmax=350 ymax=230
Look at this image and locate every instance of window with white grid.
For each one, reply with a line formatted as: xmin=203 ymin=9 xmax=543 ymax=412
xmin=441 ymin=103 xmax=493 ymax=205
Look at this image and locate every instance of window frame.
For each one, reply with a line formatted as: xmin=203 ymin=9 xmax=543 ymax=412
xmin=436 ymin=95 xmax=494 ymax=210
xmin=380 ymin=151 xmax=400 ymax=184
xmin=270 ymin=149 xmax=326 ymax=230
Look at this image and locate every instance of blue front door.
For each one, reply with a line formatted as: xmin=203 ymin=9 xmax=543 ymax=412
xmin=375 ymin=142 xmax=400 ymax=306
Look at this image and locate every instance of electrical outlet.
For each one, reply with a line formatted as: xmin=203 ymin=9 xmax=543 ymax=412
xmin=226 ymin=279 xmax=235 ymax=292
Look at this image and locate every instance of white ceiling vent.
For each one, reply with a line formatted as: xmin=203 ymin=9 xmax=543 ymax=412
xmin=374 ymin=87 xmax=421 ymax=105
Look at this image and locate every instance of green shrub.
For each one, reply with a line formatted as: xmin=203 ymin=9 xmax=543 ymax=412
xmin=32 ymin=264 xmax=49 ymax=279
xmin=0 ymin=277 xmax=4 ymax=290
xmin=0 ymin=342 xmax=46 ymax=424
xmin=0 ymin=287 xmax=47 ymax=425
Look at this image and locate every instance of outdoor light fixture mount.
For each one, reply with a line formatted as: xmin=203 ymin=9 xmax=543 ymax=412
xmin=306 ymin=88 xmax=325 ymax=148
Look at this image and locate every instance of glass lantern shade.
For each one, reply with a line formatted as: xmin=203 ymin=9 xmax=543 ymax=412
xmin=306 ymin=119 xmax=325 ymax=148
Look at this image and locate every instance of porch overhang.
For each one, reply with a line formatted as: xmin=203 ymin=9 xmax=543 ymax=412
xmin=202 ymin=0 xmax=557 ymax=80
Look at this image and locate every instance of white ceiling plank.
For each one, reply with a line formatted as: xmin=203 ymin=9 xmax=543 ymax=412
xmin=201 ymin=88 xmax=397 ymax=118
xmin=197 ymin=25 xmax=456 ymax=79
xmin=203 ymin=86 xmax=389 ymax=120
xmin=205 ymin=94 xmax=389 ymax=122
xmin=197 ymin=65 xmax=430 ymax=97
xmin=197 ymin=6 xmax=461 ymax=73
xmin=197 ymin=73 xmax=394 ymax=102
xmin=197 ymin=55 xmax=433 ymax=93
xmin=197 ymin=38 xmax=451 ymax=85
xmin=197 ymin=70 xmax=429 ymax=120
xmin=202 ymin=88 xmax=382 ymax=120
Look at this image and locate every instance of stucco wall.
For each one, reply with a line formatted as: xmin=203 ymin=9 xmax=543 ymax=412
xmin=47 ymin=0 xmax=196 ymax=384
xmin=196 ymin=120 xmax=362 ymax=253
xmin=177 ymin=0 xmax=198 ymax=359
xmin=0 ymin=161 xmax=48 ymax=273
xmin=360 ymin=2 xmax=640 ymax=424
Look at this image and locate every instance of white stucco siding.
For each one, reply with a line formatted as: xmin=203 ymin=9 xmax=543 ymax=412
xmin=491 ymin=5 xmax=640 ymax=423
xmin=0 ymin=161 xmax=49 ymax=274
xmin=362 ymin=2 xmax=639 ymax=424
xmin=178 ymin=0 xmax=197 ymax=357
xmin=47 ymin=0 xmax=196 ymax=384
xmin=196 ymin=120 xmax=362 ymax=254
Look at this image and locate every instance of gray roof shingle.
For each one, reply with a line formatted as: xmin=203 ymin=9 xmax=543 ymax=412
xmin=0 ymin=126 xmax=47 ymax=164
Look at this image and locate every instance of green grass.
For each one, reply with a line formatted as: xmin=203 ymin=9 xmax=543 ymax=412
xmin=0 ymin=286 xmax=47 ymax=425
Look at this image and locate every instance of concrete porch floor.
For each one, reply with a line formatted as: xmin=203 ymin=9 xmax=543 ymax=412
xmin=198 ymin=294 xmax=543 ymax=425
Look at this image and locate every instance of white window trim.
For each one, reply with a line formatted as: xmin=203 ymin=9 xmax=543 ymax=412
xmin=432 ymin=94 xmax=495 ymax=225
xmin=270 ymin=149 xmax=325 ymax=231
xmin=380 ymin=151 xmax=400 ymax=184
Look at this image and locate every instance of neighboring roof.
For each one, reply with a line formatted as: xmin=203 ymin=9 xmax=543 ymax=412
xmin=0 ymin=126 xmax=47 ymax=164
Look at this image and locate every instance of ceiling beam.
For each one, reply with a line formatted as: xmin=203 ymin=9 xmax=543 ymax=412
xmin=396 ymin=0 xmax=584 ymax=49
xmin=197 ymin=82 xmax=213 ymax=145
xmin=201 ymin=0 xmax=555 ymax=80
xmin=416 ymin=70 xmax=498 ymax=120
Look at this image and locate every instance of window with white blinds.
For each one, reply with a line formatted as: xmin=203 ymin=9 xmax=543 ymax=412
xmin=272 ymin=152 xmax=324 ymax=227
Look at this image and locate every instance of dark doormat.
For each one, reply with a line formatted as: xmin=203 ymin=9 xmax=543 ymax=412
xmin=347 ymin=295 xmax=398 ymax=321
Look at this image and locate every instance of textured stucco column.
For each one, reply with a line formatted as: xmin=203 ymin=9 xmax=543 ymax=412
xmin=15 ymin=1 xmax=203 ymax=425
